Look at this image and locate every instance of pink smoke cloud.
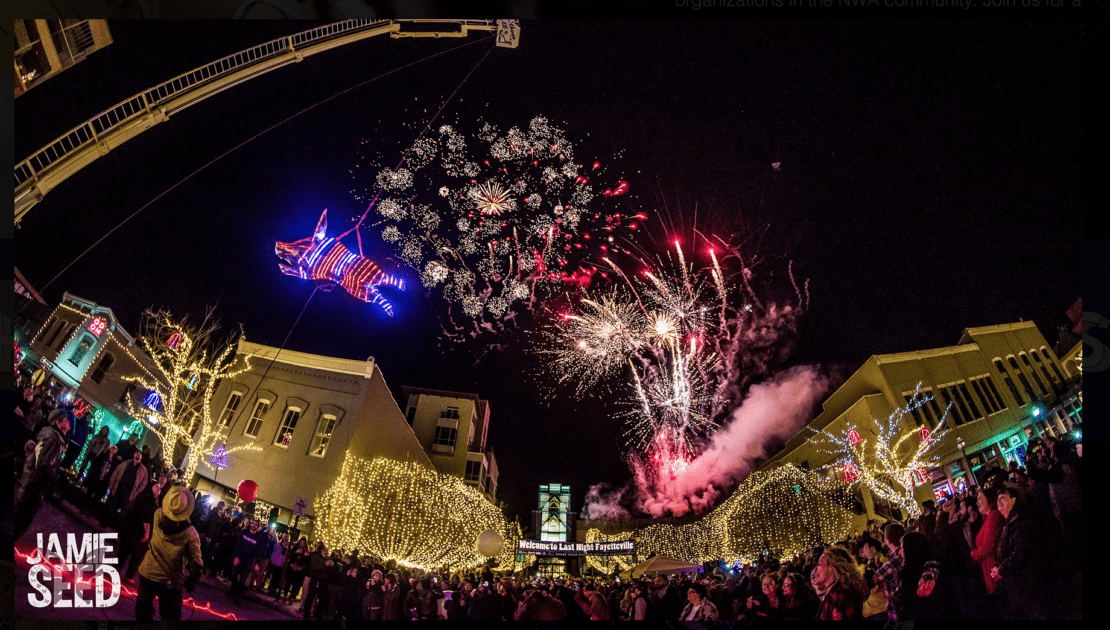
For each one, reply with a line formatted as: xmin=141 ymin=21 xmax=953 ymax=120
xmin=583 ymin=364 xmax=830 ymax=519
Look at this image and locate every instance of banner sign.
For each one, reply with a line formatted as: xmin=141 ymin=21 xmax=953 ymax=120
xmin=517 ymin=539 xmax=634 ymax=556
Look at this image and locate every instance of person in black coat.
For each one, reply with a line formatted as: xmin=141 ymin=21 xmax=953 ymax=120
xmin=118 ymin=478 xmax=163 ymax=582
xmin=991 ymin=485 xmax=1049 ymax=620
xmin=228 ymin=518 xmax=269 ymax=605
xmin=469 ymin=585 xmax=502 ymax=620
xmin=651 ymin=575 xmax=684 ymax=620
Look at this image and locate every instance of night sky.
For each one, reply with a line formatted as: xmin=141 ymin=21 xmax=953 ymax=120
xmin=15 ymin=21 xmax=1081 ymax=524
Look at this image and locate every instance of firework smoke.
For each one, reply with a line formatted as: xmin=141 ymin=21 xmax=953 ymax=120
xmin=583 ymin=365 xmax=831 ymax=518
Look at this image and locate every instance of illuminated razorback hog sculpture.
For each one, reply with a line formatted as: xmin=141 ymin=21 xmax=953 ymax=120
xmin=276 ymin=209 xmax=405 ymax=316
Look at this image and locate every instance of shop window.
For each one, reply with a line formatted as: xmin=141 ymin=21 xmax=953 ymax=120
xmin=903 ymin=393 xmax=925 ymax=427
xmin=1040 ymin=347 xmax=1068 ymax=384
xmin=218 ymin=391 xmax=243 ymax=426
xmin=1019 ymin=353 xmax=1047 ymax=396
xmin=465 ymin=459 xmax=482 ymax=482
xmin=244 ymin=399 xmax=271 ymax=438
xmin=958 ymin=383 xmax=982 ymax=421
xmin=90 ymin=353 xmax=114 ymax=384
xmin=68 ymin=334 xmax=95 ymax=366
xmin=1007 ymin=356 xmax=1037 ymax=401
xmin=54 ymin=323 xmax=75 ymax=350
xmin=433 ymin=425 xmax=457 ymax=452
xmin=119 ymin=383 xmax=136 ymax=407
xmin=994 ymin=358 xmax=1025 ymax=406
xmin=309 ymin=414 xmax=338 ymax=458
xmin=41 ymin=317 xmax=63 ymax=347
xmin=274 ymin=407 xmax=302 ymax=447
xmin=939 ymin=387 xmax=964 ymax=425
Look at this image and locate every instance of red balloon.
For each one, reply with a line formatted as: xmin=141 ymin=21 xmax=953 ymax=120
xmin=237 ymin=479 xmax=259 ymax=504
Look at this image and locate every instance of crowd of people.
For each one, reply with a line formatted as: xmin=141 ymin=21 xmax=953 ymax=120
xmin=15 ymin=370 xmax=1081 ymax=621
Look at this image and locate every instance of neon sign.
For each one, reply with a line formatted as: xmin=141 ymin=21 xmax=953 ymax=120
xmin=87 ymin=318 xmax=107 ymax=337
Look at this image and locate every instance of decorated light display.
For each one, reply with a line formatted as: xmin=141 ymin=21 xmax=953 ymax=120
xmin=848 ymin=428 xmax=863 ymax=446
xmin=276 ymin=209 xmax=406 ymax=316
xmin=120 ymin=309 xmax=258 ymax=485
xmin=210 ymin=444 xmax=228 ymax=469
xmin=143 ymin=391 xmax=161 ymax=410
xmin=811 ymin=383 xmax=951 ymax=518
xmin=313 ymin=454 xmax=528 ymax=572
xmin=166 ymin=331 xmax=183 ymax=349
xmin=585 ymin=464 xmax=856 ymax=569
xmin=352 ymin=117 xmax=631 ymax=336
xmin=87 ymin=317 xmax=107 ymax=337
xmin=543 ymin=234 xmax=809 ymax=508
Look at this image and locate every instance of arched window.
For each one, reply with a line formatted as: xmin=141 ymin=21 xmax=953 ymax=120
xmin=68 ymin=334 xmax=95 ymax=366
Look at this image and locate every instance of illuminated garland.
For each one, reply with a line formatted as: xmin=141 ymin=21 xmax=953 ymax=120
xmin=810 ymin=383 xmax=951 ymax=518
xmin=119 ymin=309 xmax=257 ymax=485
xmin=313 ymin=453 xmax=527 ymax=572
xmin=586 ymin=465 xmax=857 ymax=569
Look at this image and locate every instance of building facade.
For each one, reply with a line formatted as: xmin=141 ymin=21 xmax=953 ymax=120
xmin=531 ymin=483 xmax=574 ymax=577
xmin=192 ymin=340 xmax=431 ymax=538
xmin=400 ymin=387 xmax=499 ymax=503
xmin=14 ymin=20 xmax=112 ymax=97
xmin=26 ymin=293 xmax=159 ymax=456
xmin=757 ymin=321 xmax=1082 ymax=516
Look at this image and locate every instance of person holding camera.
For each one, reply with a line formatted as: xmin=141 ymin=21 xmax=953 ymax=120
xmin=135 ymin=486 xmax=204 ymax=621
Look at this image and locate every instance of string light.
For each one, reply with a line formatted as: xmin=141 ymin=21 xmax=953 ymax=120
xmin=809 ymin=383 xmax=951 ymax=518
xmin=119 ymin=309 xmax=258 ymax=486
xmin=313 ymin=453 xmax=527 ymax=572
xmin=585 ymin=465 xmax=857 ymax=569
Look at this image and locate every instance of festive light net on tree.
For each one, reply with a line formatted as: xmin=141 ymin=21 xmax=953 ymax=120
xmin=585 ymin=464 xmax=858 ymax=572
xmin=353 ymin=117 xmax=631 ymax=337
xmin=120 ymin=309 xmax=256 ymax=485
xmin=313 ymin=454 xmax=527 ymax=571
xmin=810 ymin=384 xmax=951 ymax=519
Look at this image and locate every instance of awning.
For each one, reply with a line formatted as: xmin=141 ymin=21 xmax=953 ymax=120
xmin=619 ymin=555 xmax=703 ymax=579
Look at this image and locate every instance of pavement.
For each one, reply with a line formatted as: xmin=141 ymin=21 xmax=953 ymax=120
xmin=13 ymin=498 xmax=295 ymax=621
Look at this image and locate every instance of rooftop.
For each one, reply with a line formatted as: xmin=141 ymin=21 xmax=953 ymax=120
xmin=237 ymin=339 xmax=376 ymax=378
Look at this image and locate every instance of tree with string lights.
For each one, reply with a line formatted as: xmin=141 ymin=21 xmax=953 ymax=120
xmin=119 ymin=308 xmax=257 ymax=485
xmin=810 ymin=384 xmax=952 ymax=519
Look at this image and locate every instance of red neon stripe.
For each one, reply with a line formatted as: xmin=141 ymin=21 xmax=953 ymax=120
xmin=16 ymin=546 xmax=240 ymax=620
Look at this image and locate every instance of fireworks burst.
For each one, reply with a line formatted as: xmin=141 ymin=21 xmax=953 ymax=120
xmin=543 ymin=240 xmax=726 ymax=463
xmin=351 ymin=116 xmax=633 ymax=340
xmin=542 ymin=209 xmax=812 ymax=513
xmin=471 ymin=181 xmax=514 ymax=216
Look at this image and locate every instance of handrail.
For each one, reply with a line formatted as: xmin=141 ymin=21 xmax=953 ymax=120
xmin=15 ymin=19 xmax=499 ymax=217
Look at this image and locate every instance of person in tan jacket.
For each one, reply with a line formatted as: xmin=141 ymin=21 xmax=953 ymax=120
xmin=136 ymin=486 xmax=204 ymax=621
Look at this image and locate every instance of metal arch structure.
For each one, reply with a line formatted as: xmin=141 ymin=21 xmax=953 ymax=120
xmin=14 ymin=19 xmax=521 ymax=226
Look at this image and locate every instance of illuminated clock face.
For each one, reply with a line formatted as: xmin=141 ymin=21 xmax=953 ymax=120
xmin=88 ymin=318 xmax=107 ymax=336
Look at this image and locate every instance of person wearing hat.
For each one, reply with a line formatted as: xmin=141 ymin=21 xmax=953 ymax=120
xmin=135 ymin=486 xmax=204 ymax=621
xmin=14 ymin=409 xmax=71 ymax=540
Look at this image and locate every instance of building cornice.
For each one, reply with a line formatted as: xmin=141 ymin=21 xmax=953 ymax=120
xmin=238 ymin=339 xmax=376 ymax=379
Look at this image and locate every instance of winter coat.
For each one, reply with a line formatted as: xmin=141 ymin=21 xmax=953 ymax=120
xmin=85 ymin=433 xmax=110 ymax=460
xmin=381 ymin=585 xmax=401 ymax=620
xmin=995 ymin=509 xmax=1046 ymax=616
xmin=680 ymin=598 xmax=720 ymax=621
xmin=108 ymin=460 xmax=149 ymax=503
xmin=138 ymin=509 xmax=204 ymax=590
xmin=231 ymin=528 xmax=269 ymax=564
xmin=970 ymin=508 xmax=1004 ymax=594
xmin=18 ymin=425 xmax=68 ymax=504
